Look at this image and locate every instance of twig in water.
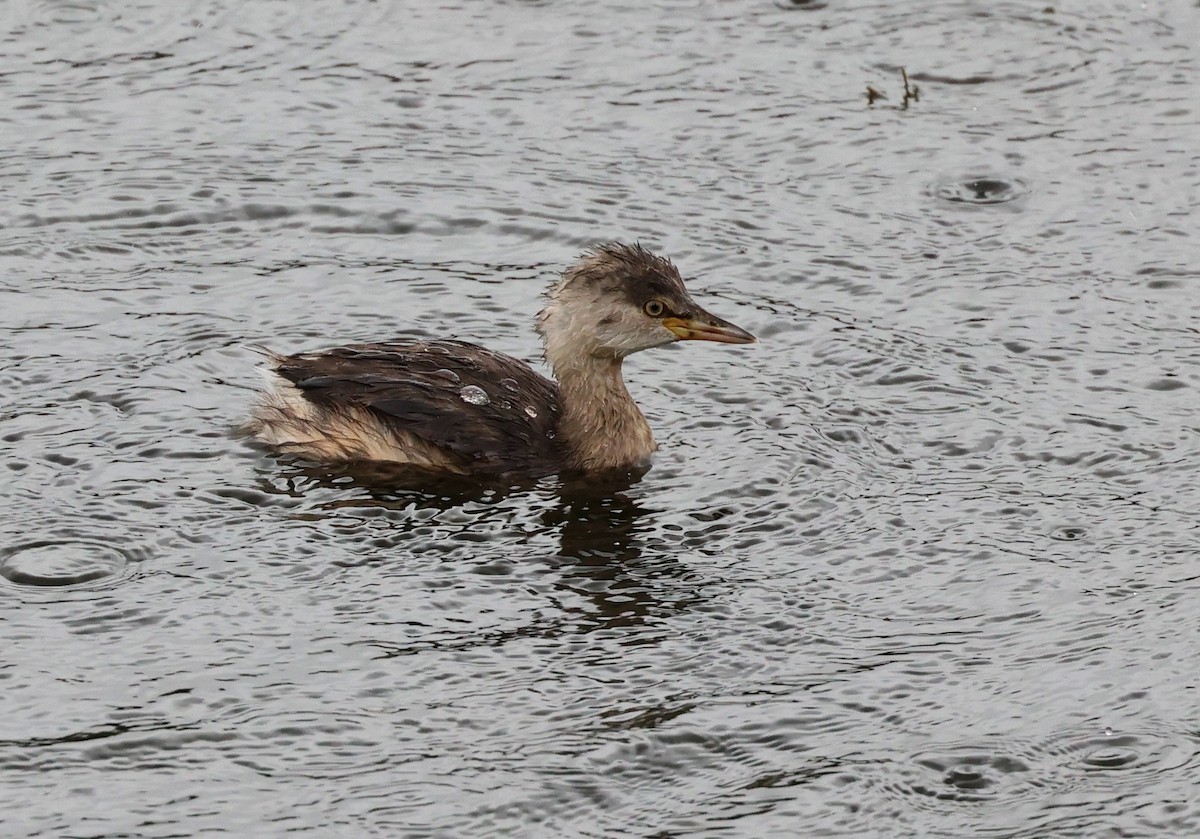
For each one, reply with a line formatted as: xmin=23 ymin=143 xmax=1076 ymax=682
xmin=865 ymin=68 xmax=921 ymax=109
xmin=900 ymin=67 xmax=920 ymax=110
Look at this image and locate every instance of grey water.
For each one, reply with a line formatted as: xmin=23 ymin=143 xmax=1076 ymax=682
xmin=2 ymin=0 xmax=1199 ymax=836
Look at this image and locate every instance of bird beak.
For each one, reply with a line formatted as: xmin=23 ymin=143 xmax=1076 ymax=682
xmin=662 ymin=309 xmax=756 ymax=344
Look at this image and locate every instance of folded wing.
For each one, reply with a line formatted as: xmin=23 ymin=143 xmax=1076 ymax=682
xmin=270 ymin=340 xmax=565 ymax=474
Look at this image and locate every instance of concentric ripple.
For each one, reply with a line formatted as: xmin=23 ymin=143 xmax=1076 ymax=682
xmin=932 ymin=176 xmax=1030 ymax=205
xmin=0 ymin=539 xmax=130 ymax=592
xmin=839 ymin=724 xmax=1200 ymax=835
xmin=2 ymin=0 xmax=1199 ymax=836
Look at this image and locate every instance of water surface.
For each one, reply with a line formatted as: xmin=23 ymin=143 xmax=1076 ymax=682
xmin=2 ymin=0 xmax=1199 ymax=836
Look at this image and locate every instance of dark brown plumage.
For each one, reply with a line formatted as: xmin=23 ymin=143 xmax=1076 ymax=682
xmin=249 ymin=243 xmax=755 ymax=477
xmin=270 ymin=340 xmax=566 ymax=474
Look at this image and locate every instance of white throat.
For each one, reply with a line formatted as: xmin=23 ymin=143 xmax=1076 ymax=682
xmin=539 ymin=300 xmax=657 ymax=471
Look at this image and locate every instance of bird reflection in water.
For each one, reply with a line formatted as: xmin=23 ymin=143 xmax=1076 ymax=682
xmin=257 ymin=461 xmax=705 ymax=644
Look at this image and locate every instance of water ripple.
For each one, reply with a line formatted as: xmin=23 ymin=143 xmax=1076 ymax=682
xmin=2 ymin=0 xmax=1199 ymax=836
xmin=0 ymin=539 xmax=130 ymax=591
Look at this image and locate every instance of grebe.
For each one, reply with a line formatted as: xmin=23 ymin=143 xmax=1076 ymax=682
xmin=249 ymin=243 xmax=755 ymax=476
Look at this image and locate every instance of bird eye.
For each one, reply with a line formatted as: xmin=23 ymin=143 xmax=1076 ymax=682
xmin=643 ymin=300 xmax=665 ymax=317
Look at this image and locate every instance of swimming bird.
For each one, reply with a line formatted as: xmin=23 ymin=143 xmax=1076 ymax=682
xmin=249 ymin=243 xmax=755 ymax=476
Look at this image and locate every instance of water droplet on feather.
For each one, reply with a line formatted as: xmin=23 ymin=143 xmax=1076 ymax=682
xmin=459 ymin=385 xmax=490 ymax=406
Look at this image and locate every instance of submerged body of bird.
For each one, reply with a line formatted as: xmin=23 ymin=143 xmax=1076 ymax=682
xmin=248 ymin=243 xmax=755 ymax=477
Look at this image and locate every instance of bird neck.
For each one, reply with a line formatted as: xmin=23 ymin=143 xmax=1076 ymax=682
xmin=551 ymin=356 xmax=656 ymax=472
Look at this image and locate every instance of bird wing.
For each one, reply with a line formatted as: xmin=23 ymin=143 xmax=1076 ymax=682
xmin=272 ymin=339 xmax=565 ymax=472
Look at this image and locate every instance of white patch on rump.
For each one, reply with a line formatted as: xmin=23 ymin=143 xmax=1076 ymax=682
xmin=248 ymin=370 xmax=467 ymax=471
